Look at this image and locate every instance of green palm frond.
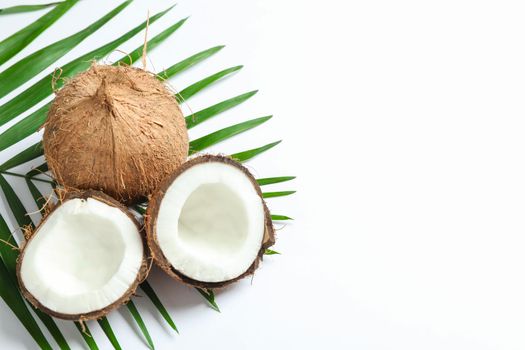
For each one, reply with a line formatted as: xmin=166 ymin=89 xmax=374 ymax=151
xmin=262 ymin=191 xmax=296 ymax=198
xmin=0 ymin=2 xmax=62 ymax=15
xmin=140 ymin=281 xmax=179 ymax=333
xmin=185 ymin=91 xmax=258 ymax=129
xmin=0 ymin=176 xmax=33 ymax=229
xmin=0 ymin=143 xmax=43 ymax=171
xmin=25 ymin=165 xmax=51 ymax=209
xmin=0 ymin=0 xmax=131 ymax=98
xmin=158 ymin=46 xmax=224 ymax=79
xmin=0 ymin=3 xmax=293 ymax=348
xmin=176 ymin=65 xmax=243 ymax=102
xmin=74 ymin=322 xmax=99 ymax=350
xmin=0 ymin=107 xmax=48 ymax=153
xmin=271 ymin=214 xmax=293 ymax=221
xmin=0 ymin=260 xmax=53 ymax=349
xmin=195 ymin=288 xmax=220 ymax=312
xmin=257 ymin=176 xmax=296 ymax=186
xmin=0 ymin=170 xmax=51 ymax=184
xmin=98 ymin=316 xmax=122 ymax=350
xmin=189 ymin=116 xmax=273 ymax=154
xmin=126 ymin=300 xmax=155 ymax=349
xmin=0 ymin=0 xmax=76 ymax=65
xmin=0 ymin=215 xmax=19 ymax=278
xmin=231 ymin=140 xmax=282 ymax=162
xmin=24 ymin=167 xmax=50 ymax=209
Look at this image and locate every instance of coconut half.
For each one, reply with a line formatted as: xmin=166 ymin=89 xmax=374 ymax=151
xmin=17 ymin=191 xmax=147 ymax=320
xmin=146 ymin=155 xmax=275 ymax=288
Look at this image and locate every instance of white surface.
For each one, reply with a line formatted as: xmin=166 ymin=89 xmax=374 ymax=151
xmin=157 ymin=161 xmax=265 ymax=283
xmin=20 ymin=198 xmax=143 ymax=315
xmin=1 ymin=0 xmax=525 ymax=349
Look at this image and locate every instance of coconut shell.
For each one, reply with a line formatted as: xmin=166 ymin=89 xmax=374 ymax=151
xmin=16 ymin=190 xmax=149 ymax=321
xmin=43 ymin=64 xmax=189 ymax=204
xmin=145 ymin=155 xmax=275 ymax=289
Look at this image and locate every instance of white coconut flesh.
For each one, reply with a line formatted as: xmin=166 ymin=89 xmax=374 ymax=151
xmin=20 ymin=198 xmax=143 ymax=315
xmin=156 ymin=161 xmax=265 ymax=283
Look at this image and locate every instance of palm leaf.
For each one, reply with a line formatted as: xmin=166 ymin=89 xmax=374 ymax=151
xmin=0 ymin=170 xmax=52 ymax=184
xmin=24 ymin=168 xmax=50 ymax=210
xmin=176 ymin=65 xmax=243 ymax=102
xmin=0 ymin=0 xmax=132 ymax=99
xmin=271 ymin=214 xmax=293 ymax=221
xmin=257 ymin=176 xmax=296 ymax=186
xmin=195 ymin=288 xmax=220 ymax=312
xmin=189 ymin=116 xmax=272 ymax=154
xmin=0 ymin=4 xmax=175 ymax=128
xmin=0 ymin=2 xmax=61 ymax=15
xmin=74 ymin=322 xmax=99 ymax=350
xmin=26 ymin=163 xmax=49 ymax=176
xmin=185 ymin=91 xmax=258 ymax=129
xmin=24 ymin=168 xmax=51 ymax=212
xmin=126 ymin=300 xmax=154 ymax=350
xmin=157 ymin=45 xmax=224 ymax=80
xmin=0 ymin=176 xmax=33 ymax=228
xmin=262 ymin=191 xmax=296 ymax=198
xmin=231 ymin=141 xmax=281 ymax=162
xmin=140 ymin=281 xmax=178 ymax=333
xmin=0 ymin=0 xmax=77 ymax=65
xmin=25 ymin=165 xmax=53 ymax=209
xmin=26 ymin=180 xmax=47 ymax=209
xmin=0 ymin=260 xmax=53 ymax=349
xmin=0 ymin=143 xmax=43 ymax=171
xmin=98 ymin=317 xmax=122 ymax=350
xmin=0 ymin=215 xmax=19 ymax=277
xmin=0 ymin=105 xmax=49 ymax=154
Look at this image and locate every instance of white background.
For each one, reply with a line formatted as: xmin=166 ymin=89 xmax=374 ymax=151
xmin=1 ymin=0 xmax=525 ymax=349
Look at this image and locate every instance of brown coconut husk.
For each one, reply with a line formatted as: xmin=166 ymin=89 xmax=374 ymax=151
xmin=43 ymin=64 xmax=189 ymax=205
xmin=16 ymin=190 xmax=149 ymax=321
xmin=145 ymin=155 xmax=275 ymax=289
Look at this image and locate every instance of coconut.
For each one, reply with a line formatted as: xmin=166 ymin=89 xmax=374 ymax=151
xmin=145 ymin=155 xmax=275 ymax=289
xmin=43 ymin=64 xmax=189 ymax=204
xmin=17 ymin=191 xmax=147 ymax=321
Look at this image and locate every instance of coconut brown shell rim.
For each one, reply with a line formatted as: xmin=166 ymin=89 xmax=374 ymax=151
xmin=16 ymin=190 xmax=149 ymax=321
xmin=145 ymin=154 xmax=275 ymax=289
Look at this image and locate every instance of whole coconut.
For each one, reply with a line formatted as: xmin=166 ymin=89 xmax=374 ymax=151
xmin=43 ymin=64 xmax=189 ymax=204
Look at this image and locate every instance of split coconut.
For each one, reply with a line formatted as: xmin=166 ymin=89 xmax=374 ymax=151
xmin=43 ymin=64 xmax=189 ymax=204
xmin=17 ymin=191 xmax=147 ymax=320
xmin=146 ymin=155 xmax=275 ymax=288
